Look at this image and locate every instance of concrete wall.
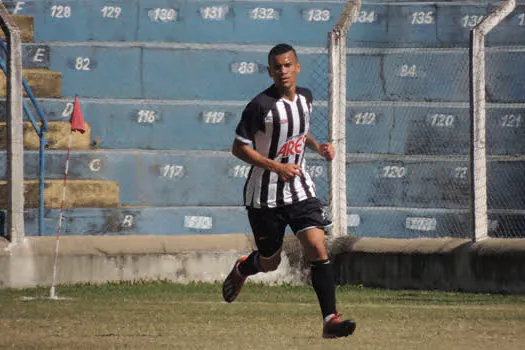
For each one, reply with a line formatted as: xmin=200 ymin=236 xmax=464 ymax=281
xmin=2 ymin=235 xmax=525 ymax=294
xmin=331 ymin=236 xmax=525 ymax=293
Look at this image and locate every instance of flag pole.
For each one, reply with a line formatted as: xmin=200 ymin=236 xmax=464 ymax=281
xmin=50 ymin=95 xmax=85 ymax=299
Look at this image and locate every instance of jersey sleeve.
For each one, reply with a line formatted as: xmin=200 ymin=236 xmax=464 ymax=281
xmin=235 ymin=101 xmax=265 ymax=144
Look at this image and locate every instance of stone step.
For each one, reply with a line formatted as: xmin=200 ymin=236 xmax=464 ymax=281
xmin=0 ymin=121 xmax=91 ymax=150
xmin=7 ymin=1 xmax=525 ymax=47
xmin=1 ymin=205 xmax=523 ymax=239
xmin=43 ymin=44 xmax=525 ymax=103
xmin=0 ymin=68 xmax=61 ymax=98
xmin=2 ymin=98 xmax=523 ymax=155
xmin=0 ymin=179 xmax=119 ymax=209
xmin=0 ymin=14 xmax=34 ymax=42
xmin=1 ymin=150 xmax=525 ymax=209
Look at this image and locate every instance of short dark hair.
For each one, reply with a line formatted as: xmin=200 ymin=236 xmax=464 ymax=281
xmin=268 ymin=43 xmax=298 ymax=65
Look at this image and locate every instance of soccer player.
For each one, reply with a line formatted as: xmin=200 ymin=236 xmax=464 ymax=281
xmin=222 ymin=43 xmax=356 ymax=339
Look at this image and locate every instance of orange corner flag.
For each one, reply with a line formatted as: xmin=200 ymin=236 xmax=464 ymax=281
xmin=70 ymin=95 xmax=86 ymax=134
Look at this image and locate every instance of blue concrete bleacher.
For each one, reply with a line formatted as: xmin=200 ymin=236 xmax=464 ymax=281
xmin=0 ymin=150 xmax=329 ymax=206
xmin=3 ymin=206 xmax=525 ymax=238
xmin=2 ymin=150 xmax=524 ymax=211
xmin=35 ymin=44 xmax=524 ymax=102
xmin=4 ymin=99 xmax=523 ymax=156
xmin=1 ymin=0 xmax=524 ymax=239
xmin=6 ymin=1 xmax=525 ymax=47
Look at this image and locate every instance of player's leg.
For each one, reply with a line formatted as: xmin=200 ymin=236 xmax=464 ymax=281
xmin=290 ymin=198 xmax=356 ymax=338
xmin=222 ymin=207 xmax=286 ymax=303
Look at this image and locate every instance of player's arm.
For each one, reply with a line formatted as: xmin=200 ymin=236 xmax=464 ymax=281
xmin=306 ymin=133 xmax=335 ymax=161
xmin=231 ymin=139 xmax=301 ymax=181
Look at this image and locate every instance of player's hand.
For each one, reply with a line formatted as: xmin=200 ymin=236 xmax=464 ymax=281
xmin=319 ymin=143 xmax=335 ymax=161
xmin=276 ymin=163 xmax=302 ymax=181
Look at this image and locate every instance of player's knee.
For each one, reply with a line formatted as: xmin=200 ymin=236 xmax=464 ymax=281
xmin=259 ymin=254 xmax=281 ymax=272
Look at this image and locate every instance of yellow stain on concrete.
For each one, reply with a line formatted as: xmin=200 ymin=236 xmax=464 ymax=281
xmin=0 ymin=179 xmax=119 ymax=209
xmin=0 ymin=15 xmax=34 ymax=42
xmin=0 ymin=69 xmax=62 ymax=98
xmin=0 ymin=122 xmax=91 ymax=150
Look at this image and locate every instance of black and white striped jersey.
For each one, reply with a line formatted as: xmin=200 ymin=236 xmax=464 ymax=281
xmin=235 ymin=84 xmax=317 ymax=208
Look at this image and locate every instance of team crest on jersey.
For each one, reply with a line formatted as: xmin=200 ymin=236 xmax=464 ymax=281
xmin=276 ymin=135 xmax=306 ymax=158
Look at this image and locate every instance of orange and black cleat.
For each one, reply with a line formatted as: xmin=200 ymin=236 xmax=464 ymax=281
xmin=222 ymin=256 xmax=248 ymax=303
xmin=322 ymin=313 xmax=356 ymax=339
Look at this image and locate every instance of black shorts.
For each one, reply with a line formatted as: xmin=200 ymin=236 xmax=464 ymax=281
xmin=247 ymin=198 xmax=332 ymax=258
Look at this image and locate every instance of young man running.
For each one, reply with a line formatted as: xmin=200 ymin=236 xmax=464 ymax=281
xmin=222 ymin=43 xmax=356 ymax=339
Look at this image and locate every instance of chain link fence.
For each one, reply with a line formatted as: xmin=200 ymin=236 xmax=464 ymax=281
xmin=307 ymin=8 xmax=525 ymax=239
xmin=307 ymin=46 xmax=330 ymax=206
xmin=3 ymin=0 xmax=525 ymax=239
xmin=485 ymin=47 xmax=525 ymax=238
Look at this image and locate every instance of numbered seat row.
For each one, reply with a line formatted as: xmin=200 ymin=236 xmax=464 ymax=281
xmin=8 ymin=98 xmax=525 ymax=155
xmin=7 ymin=1 xmax=525 ymax=47
xmin=35 ymin=44 xmax=525 ymax=103
xmin=1 ymin=150 xmax=524 ymax=209
xmin=2 ymin=206 xmax=523 ymax=239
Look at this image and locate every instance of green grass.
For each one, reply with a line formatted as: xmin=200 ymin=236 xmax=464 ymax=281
xmin=1 ymin=281 xmax=525 ymax=349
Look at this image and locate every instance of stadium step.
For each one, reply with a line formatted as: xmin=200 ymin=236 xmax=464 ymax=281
xmin=0 ymin=206 xmax=251 ymax=237
xmin=0 ymin=121 xmax=91 ymax=150
xmin=0 ymin=150 xmax=524 ymax=209
xmin=1 ymin=98 xmax=523 ymax=155
xmin=0 ymin=68 xmax=61 ymax=98
xmin=1 ymin=205 xmax=523 ymax=238
xmin=6 ymin=1 xmax=525 ymax=47
xmin=0 ymin=179 xmax=119 ymax=208
xmin=39 ymin=44 xmax=525 ymax=103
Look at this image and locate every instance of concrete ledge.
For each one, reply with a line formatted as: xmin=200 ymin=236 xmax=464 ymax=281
xmin=0 ymin=15 xmax=34 ymax=42
xmin=0 ymin=69 xmax=61 ymax=98
xmin=0 ymin=179 xmax=119 ymax=208
xmin=2 ymin=234 xmax=254 ymax=257
xmin=2 ymin=235 xmax=525 ymax=293
xmin=332 ymin=236 xmax=525 ymax=294
xmin=0 ymin=122 xmax=92 ymax=150
xmin=0 ymin=235 xmax=307 ymax=288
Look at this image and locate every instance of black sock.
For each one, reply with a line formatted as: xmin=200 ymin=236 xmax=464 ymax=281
xmin=311 ymin=259 xmax=337 ymax=318
xmin=238 ymin=251 xmax=261 ymax=277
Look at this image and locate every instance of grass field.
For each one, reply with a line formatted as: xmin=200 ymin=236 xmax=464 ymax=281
xmin=1 ymin=281 xmax=525 ymax=349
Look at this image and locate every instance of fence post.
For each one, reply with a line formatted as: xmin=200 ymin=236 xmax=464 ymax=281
xmin=0 ymin=4 xmax=24 ymax=243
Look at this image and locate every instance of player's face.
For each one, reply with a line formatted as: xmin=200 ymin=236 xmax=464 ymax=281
xmin=268 ymin=51 xmax=301 ymax=92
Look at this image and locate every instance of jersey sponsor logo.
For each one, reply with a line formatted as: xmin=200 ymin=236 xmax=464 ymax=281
xmin=276 ymin=135 xmax=306 ymax=158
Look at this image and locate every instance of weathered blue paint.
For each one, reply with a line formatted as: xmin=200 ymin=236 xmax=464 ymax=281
xmin=6 ymin=1 xmax=525 ymax=47
xmin=346 ymin=208 xmax=471 ymax=238
xmin=0 ymin=44 xmax=50 ymax=69
xmin=1 ymin=99 xmax=523 ymax=155
xmin=44 ymin=45 xmax=525 ymax=102
xmin=0 ymin=150 xmax=327 ymax=206
xmin=1 ymin=0 xmax=523 ymax=239
xmin=48 ymin=46 xmax=142 ymax=98
xmin=0 ymin=206 xmax=251 ymax=237
xmin=486 ymin=50 xmax=525 ymax=103
xmin=437 ymin=5 xmax=488 ymax=46
xmin=1 ymin=151 xmax=524 ymax=209
xmin=387 ymin=5 xmax=440 ymax=46
xmin=346 ymin=208 xmax=525 ymax=239
xmin=389 ymin=105 xmax=470 ymax=155
xmin=2 ymin=206 xmax=525 ymax=238
xmin=382 ymin=51 xmax=470 ymax=102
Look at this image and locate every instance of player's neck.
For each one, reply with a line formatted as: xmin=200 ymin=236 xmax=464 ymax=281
xmin=278 ymin=86 xmax=296 ymax=102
